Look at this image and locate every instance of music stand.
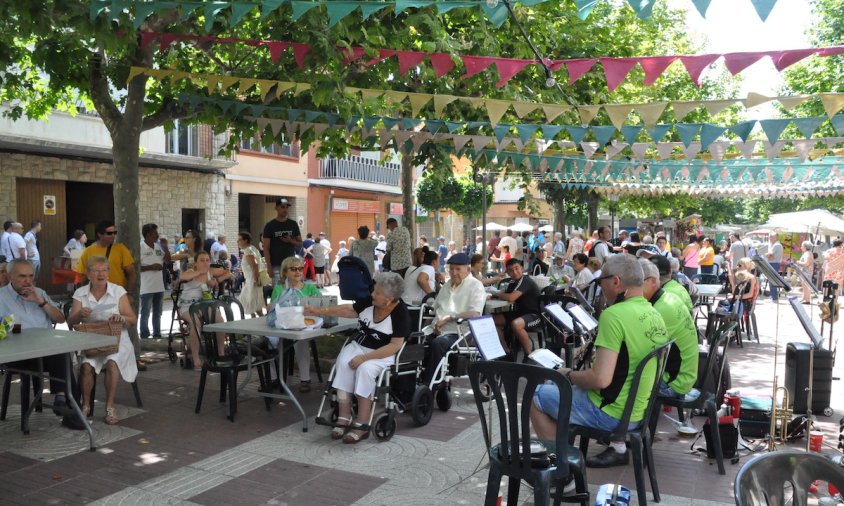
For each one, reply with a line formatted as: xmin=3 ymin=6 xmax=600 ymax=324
xmin=790 ymin=263 xmax=820 ymax=294
xmin=788 ymin=296 xmax=825 ymax=452
xmin=569 ymin=286 xmax=596 ymax=314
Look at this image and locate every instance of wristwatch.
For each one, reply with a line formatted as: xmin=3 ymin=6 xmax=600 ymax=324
xmin=564 ymin=369 xmax=574 ymax=382
xmin=38 ymin=300 xmax=48 ymax=308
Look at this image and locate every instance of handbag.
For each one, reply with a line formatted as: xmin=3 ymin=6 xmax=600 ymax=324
xmin=73 ymin=320 xmax=123 ymax=357
xmin=255 ymin=248 xmax=272 ymax=286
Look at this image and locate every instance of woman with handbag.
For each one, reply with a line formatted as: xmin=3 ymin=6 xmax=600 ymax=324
xmin=67 ymin=256 xmax=138 ymax=425
xmin=237 ymin=232 xmax=268 ymax=317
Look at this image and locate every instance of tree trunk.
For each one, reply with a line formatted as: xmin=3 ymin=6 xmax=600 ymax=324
xmin=587 ymin=192 xmax=599 ymax=233
xmin=555 ymin=200 xmax=567 ymax=240
xmin=401 ymin=153 xmax=416 ymax=244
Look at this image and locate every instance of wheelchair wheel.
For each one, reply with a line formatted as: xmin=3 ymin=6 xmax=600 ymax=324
xmin=435 ymin=386 xmax=452 ymax=412
xmin=374 ymin=413 xmax=396 ymax=441
xmin=410 ymin=385 xmax=434 ymax=426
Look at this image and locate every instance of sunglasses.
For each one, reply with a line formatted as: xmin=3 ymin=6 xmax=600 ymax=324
xmin=104 ymin=230 xmax=118 ymax=236
xmin=595 ymin=274 xmax=615 ymax=283
xmin=287 ymin=266 xmax=304 ymax=272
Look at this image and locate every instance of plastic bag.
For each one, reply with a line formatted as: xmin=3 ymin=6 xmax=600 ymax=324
xmin=272 ymin=287 xmax=305 ymax=329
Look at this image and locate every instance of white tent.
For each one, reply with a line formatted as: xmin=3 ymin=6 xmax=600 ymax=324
xmin=764 ymin=209 xmax=844 ymax=237
xmin=508 ymin=223 xmax=535 ymax=232
xmin=538 ymin=224 xmax=554 ymax=233
xmin=473 ymin=222 xmax=508 ymax=231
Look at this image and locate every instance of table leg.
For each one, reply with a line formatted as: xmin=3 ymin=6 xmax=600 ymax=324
xmin=277 ymin=344 xmax=308 ymax=432
xmin=63 ymin=354 xmax=96 ymax=451
xmin=236 ymin=334 xmax=255 ymax=396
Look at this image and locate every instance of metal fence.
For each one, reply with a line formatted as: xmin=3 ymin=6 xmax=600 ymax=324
xmin=318 ymin=156 xmax=401 ymax=186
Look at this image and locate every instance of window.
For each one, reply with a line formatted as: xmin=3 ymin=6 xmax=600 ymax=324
xmin=165 ymin=120 xmax=199 ymax=156
xmin=238 ymin=135 xmax=299 ymax=158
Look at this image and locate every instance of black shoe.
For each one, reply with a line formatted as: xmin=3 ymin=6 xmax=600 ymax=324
xmin=61 ymin=413 xmax=86 ymax=431
xmin=52 ymin=394 xmax=67 ymax=416
xmin=586 ymin=447 xmax=629 ymax=468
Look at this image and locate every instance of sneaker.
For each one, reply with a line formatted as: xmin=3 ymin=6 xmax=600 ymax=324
xmin=299 ymin=381 xmax=312 ymax=393
xmin=586 ymin=447 xmax=629 ymax=468
xmin=52 ymin=394 xmax=67 ymax=416
xmin=136 ymin=360 xmax=148 ymax=372
xmin=61 ymin=413 xmax=86 ymax=431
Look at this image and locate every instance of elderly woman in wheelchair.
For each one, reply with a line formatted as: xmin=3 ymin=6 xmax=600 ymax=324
xmin=304 ymin=272 xmax=410 ymax=444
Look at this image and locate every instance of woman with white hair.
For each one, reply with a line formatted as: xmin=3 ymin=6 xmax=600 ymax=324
xmin=796 ymin=241 xmax=815 ymax=304
xmin=304 ymin=272 xmax=410 ymax=444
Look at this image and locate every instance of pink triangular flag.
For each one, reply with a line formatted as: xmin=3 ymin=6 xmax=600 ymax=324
xmin=292 ymin=43 xmax=310 ymax=68
xmin=723 ymin=51 xmax=769 ymax=75
xmin=638 ymin=56 xmax=677 ymax=86
xmin=160 ymin=33 xmax=179 ymax=52
xmin=494 ymin=58 xmax=534 ymax=87
xmin=397 ymin=51 xmax=427 ymax=75
xmin=708 ymin=141 xmax=727 ymax=163
xmin=565 ymin=58 xmax=598 ymax=85
xmin=600 ymin=58 xmax=639 ymax=92
xmin=656 ymin=143 xmax=678 ymax=160
xmin=452 ymin=135 xmax=472 ymax=153
xmin=342 ymin=47 xmax=366 ymax=66
xmin=580 ymin=142 xmax=599 ymax=159
xmin=429 ymin=53 xmax=456 ymax=77
xmin=793 ymin=139 xmax=813 ymax=162
xmin=738 ymin=140 xmax=758 ymax=159
xmin=263 ymin=41 xmax=290 ymax=63
xmin=461 ymin=56 xmax=496 ymax=79
xmin=819 ymin=46 xmax=844 ymax=57
xmin=631 ymin=143 xmax=649 ymax=161
xmin=772 ymin=48 xmax=816 ymax=71
xmin=679 ymin=54 xmax=721 ymax=86
xmin=365 ymin=49 xmax=398 ymax=67
xmin=140 ymin=32 xmax=158 ymax=49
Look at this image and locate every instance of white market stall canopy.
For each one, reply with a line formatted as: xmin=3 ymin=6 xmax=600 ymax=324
xmin=764 ymin=209 xmax=844 ymax=236
xmin=473 ymin=222 xmax=508 ymax=231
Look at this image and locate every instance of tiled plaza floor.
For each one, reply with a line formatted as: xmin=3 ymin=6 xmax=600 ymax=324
xmin=1 ymin=287 xmax=842 ymax=505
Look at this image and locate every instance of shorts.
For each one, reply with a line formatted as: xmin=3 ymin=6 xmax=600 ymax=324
xmin=534 ymin=383 xmax=639 ymax=433
xmin=508 ymin=312 xmax=543 ymax=330
xmin=314 ymin=265 xmax=325 ymax=274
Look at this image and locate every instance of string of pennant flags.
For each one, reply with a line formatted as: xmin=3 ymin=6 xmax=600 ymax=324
xmin=139 ymin=31 xmax=844 ymax=91
xmin=90 ymin=0 xmax=792 ymax=32
xmin=131 ymin=66 xmax=844 ymax=133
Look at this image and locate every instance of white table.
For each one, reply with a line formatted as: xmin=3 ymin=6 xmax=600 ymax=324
xmin=204 ymin=316 xmax=357 ymax=431
xmin=696 ymin=284 xmax=723 ymax=298
xmin=485 ymin=299 xmax=512 ymax=314
xmin=0 ymin=327 xmax=117 ymax=450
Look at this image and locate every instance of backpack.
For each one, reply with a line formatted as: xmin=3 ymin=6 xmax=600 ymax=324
xmin=338 ymin=256 xmax=375 ymax=301
xmin=588 ymin=241 xmax=605 ymax=258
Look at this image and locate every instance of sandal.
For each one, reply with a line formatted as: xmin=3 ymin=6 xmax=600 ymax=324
xmin=342 ymin=429 xmax=370 ymax=444
xmin=331 ymin=417 xmax=352 ymax=440
xmin=104 ymin=407 xmax=118 ymax=425
xmin=81 ymin=405 xmax=91 ymax=418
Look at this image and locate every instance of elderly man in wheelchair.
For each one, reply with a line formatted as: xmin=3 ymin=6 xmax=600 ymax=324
xmin=421 ymin=253 xmax=487 ymax=388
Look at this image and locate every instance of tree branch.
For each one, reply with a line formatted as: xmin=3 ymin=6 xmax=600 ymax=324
xmin=88 ymin=51 xmax=122 ymax=135
xmin=141 ymin=100 xmax=198 ymax=132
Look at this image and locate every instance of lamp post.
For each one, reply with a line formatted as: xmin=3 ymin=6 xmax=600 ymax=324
xmin=608 ymin=194 xmax=619 ymax=237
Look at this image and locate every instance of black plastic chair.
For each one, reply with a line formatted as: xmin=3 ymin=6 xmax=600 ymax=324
xmin=569 ymin=341 xmax=673 ymax=506
xmin=468 ymin=361 xmax=589 ymax=506
xmin=735 ymin=451 xmax=844 ymax=505
xmin=651 ymin=322 xmax=737 ymax=475
xmin=191 ymin=300 xmax=269 ymax=422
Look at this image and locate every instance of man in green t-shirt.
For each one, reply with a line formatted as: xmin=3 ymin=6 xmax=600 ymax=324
xmin=641 ymin=259 xmax=698 ymax=399
xmin=651 ymin=255 xmax=694 ymax=312
xmin=531 ymin=254 xmax=669 ymax=468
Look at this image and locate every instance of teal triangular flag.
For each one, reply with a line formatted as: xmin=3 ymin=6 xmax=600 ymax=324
xmin=402 ymin=118 xmax=422 ymax=130
xmin=690 ymin=0 xmax=712 ymax=16
xmin=728 ymin=165 xmax=745 ymax=181
xmin=565 ymin=126 xmax=588 ymax=144
xmin=647 ymin=124 xmax=672 ymax=143
xmin=180 ymin=1 xmax=198 ymax=22
xmin=627 ymin=0 xmax=655 ymax=20
xmin=730 ymin=120 xmax=756 ymax=142
xmin=792 ymin=116 xmax=825 ymax=138
xmin=572 ymin=0 xmax=600 ymax=19
xmin=234 ymin=102 xmax=252 ymax=116
xmin=291 ymin=1 xmax=319 ymax=20
xmin=481 ymin=4 xmax=509 ymax=27
xmin=620 ymin=125 xmax=643 ymax=144
xmin=759 ymin=118 xmax=791 ymax=144
xmin=591 ymin=125 xmax=617 ymax=147
xmin=527 ymin=154 xmax=542 ymax=170
xmin=676 ymin=123 xmax=702 ymax=148
xmin=540 ymin=124 xmax=565 ymax=140
xmin=360 ymin=3 xmax=388 ymax=19
xmin=382 ymin=118 xmax=401 ymax=130
xmin=424 ymin=120 xmax=445 ymax=134
xmin=436 ymin=1 xmax=476 ymax=14
xmin=304 ymin=111 xmax=323 ymax=123
xmin=830 ymin=115 xmax=844 ymax=136
xmin=90 ymin=0 xmax=109 ymax=20
xmin=252 ymin=105 xmax=267 ymax=116
xmin=204 ymin=2 xmax=229 ymax=31
xmin=750 ymin=0 xmax=778 ymax=21
xmin=229 ymin=2 xmax=255 ymax=26
xmin=347 ymin=115 xmax=361 ymax=128
xmin=133 ymin=2 xmax=161 ymax=29
xmin=363 ymin=116 xmax=380 ymax=131
xmin=493 ymin=124 xmax=511 ymax=143
xmin=445 ymin=121 xmax=464 ymax=133
xmin=396 ymin=1 xmax=434 ymax=15
xmin=287 ymin=109 xmax=303 ymax=121
xmin=699 ymin=124 xmax=727 ymax=150
xmin=467 ymin=121 xmax=487 ymax=131
xmin=516 ymin=124 xmax=541 ymax=144
xmin=326 ymin=1 xmax=360 ymax=28
xmin=261 ymin=0 xmax=287 ymax=19
xmin=324 ymin=113 xmax=340 ymax=126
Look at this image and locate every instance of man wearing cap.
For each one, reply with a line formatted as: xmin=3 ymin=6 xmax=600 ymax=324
xmin=529 ymin=247 xmax=549 ymax=276
xmin=548 ymin=251 xmax=574 ymax=282
xmin=422 ymin=253 xmax=486 ymax=385
xmin=385 ymin=217 xmax=412 ymax=278
xmin=640 ymin=259 xmax=698 ymax=401
xmin=436 ymin=236 xmax=448 ymax=273
xmin=651 ymin=255 xmax=694 ymax=312
xmin=635 ymin=244 xmax=661 ymax=260
xmin=262 ymin=198 xmax=303 ymax=284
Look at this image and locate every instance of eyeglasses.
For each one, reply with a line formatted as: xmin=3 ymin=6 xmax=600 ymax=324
xmin=287 ymin=266 xmax=304 ymax=272
xmin=90 ymin=269 xmax=109 ymax=274
xmin=104 ymin=230 xmax=118 ymax=236
xmin=596 ymin=274 xmax=615 ymax=283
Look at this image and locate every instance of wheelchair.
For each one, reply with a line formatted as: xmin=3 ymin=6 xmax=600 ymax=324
xmin=314 ymin=331 xmax=427 ymax=441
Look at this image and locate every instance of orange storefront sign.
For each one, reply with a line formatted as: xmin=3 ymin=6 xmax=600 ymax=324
xmin=332 ymin=198 xmax=381 ymax=213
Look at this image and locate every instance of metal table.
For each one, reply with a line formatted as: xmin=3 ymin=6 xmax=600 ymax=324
xmin=485 ymin=299 xmax=513 ymax=314
xmin=204 ymin=316 xmax=357 ymax=431
xmin=0 ymin=327 xmax=117 ymax=450
xmin=696 ymin=284 xmax=723 ymax=298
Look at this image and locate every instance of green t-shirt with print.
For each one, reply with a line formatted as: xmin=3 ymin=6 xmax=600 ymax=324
xmin=270 ymin=282 xmax=322 ymax=303
xmin=663 ymin=279 xmax=693 ymax=312
xmin=587 ymin=296 xmax=669 ymax=422
xmin=653 ymin=290 xmax=698 ymax=395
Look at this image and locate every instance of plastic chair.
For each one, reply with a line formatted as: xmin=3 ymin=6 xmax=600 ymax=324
xmin=651 ymin=322 xmax=737 ymax=475
xmin=734 ymin=451 xmax=844 ymax=505
xmin=468 ymin=361 xmax=589 ymax=506
xmin=739 ymin=282 xmax=760 ymax=344
xmin=191 ymin=300 xmax=269 ymax=422
xmin=569 ymin=341 xmax=673 ymax=506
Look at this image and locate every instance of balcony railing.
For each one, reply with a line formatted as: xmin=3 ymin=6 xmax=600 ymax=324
xmin=319 ymin=156 xmax=401 ymax=186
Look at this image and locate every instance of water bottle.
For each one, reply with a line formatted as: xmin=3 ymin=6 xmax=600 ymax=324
xmin=595 ymin=484 xmax=631 ymax=505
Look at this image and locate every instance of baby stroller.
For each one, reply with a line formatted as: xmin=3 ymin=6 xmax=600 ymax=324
xmin=337 ymin=256 xmax=374 ymax=301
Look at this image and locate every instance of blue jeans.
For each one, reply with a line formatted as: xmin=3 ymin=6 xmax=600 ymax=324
xmin=769 ymin=262 xmax=781 ymax=299
xmin=140 ymin=292 xmax=164 ymax=338
xmin=534 ymin=383 xmax=639 ymax=432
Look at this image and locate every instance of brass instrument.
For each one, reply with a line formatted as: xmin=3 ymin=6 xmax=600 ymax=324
xmin=768 ymin=378 xmax=794 ymax=449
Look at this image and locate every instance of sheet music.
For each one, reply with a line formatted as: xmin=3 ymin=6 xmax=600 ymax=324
xmin=567 ymin=304 xmax=598 ymax=333
xmin=544 ymin=303 xmax=575 ymax=333
xmin=529 ymin=349 xmax=565 ymax=370
xmin=788 ymin=296 xmax=825 ymax=349
xmin=569 ymin=286 xmax=595 ymax=313
xmin=468 ymin=315 xmax=507 ymax=360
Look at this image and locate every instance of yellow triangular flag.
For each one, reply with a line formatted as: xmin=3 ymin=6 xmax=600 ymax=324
xmin=703 ymin=100 xmax=738 ymax=116
xmin=257 ymin=79 xmax=276 ymax=101
xmin=219 ymin=76 xmax=239 ymax=93
xmin=274 ymin=82 xmax=296 ymax=98
xmin=636 ymin=102 xmax=667 ymax=128
xmin=206 ymin=75 xmax=221 ymax=94
xmin=360 ymin=89 xmax=385 ymax=102
xmin=604 ymin=104 xmax=635 ymax=129
xmin=578 ymin=105 xmax=601 ymax=126
xmin=671 ymin=101 xmax=700 ymax=120
xmin=127 ymin=66 xmax=146 ymax=83
xmin=293 ymin=83 xmax=310 ymax=96
xmin=407 ymin=93 xmax=433 ymax=117
xmin=385 ymin=91 xmax=408 ymax=106
xmin=512 ymin=101 xmax=540 ymax=119
xmin=777 ymin=95 xmax=811 ymax=111
xmin=819 ymin=93 xmax=844 ymax=117
xmin=433 ymin=95 xmax=459 ymax=117
xmin=745 ymin=92 xmax=773 ymax=108
xmin=147 ymin=68 xmax=171 ymax=80
xmin=542 ymin=104 xmax=570 ymax=123
xmin=237 ymin=78 xmax=258 ymax=94
xmin=484 ymin=99 xmax=512 ymax=127
xmin=463 ymin=97 xmax=485 ymax=108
